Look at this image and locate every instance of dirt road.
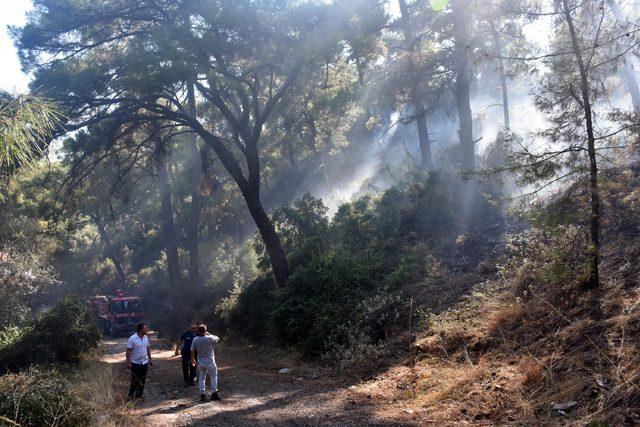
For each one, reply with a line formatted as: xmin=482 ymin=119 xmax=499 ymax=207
xmin=101 ymin=334 xmax=417 ymax=426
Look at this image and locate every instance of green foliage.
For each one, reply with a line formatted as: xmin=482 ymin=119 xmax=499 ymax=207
xmin=430 ymin=0 xmax=450 ymax=12
xmin=273 ymin=249 xmax=376 ymax=356
xmin=0 ymin=177 xmax=65 ymax=329
xmin=0 ymin=92 xmax=60 ymax=178
xmin=501 ymin=226 xmax=590 ymax=299
xmin=0 ymin=327 xmax=21 ymax=350
xmin=384 ymin=247 xmax=428 ymax=291
xmin=229 ymin=277 xmax=276 ymax=341
xmin=233 ymin=173 xmax=504 ymax=357
xmin=0 ymin=368 xmax=91 ymax=426
xmin=255 ymin=193 xmax=330 ymax=272
xmin=0 ymin=247 xmax=57 ymax=328
xmin=0 ymin=297 xmax=101 ymax=372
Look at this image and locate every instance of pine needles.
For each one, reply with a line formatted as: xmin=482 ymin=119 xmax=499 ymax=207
xmin=0 ymin=92 xmax=61 ymax=176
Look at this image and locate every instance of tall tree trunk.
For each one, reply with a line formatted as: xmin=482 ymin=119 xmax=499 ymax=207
xmin=490 ymin=21 xmax=511 ymax=129
xmin=451 ymin=0 xmax=475 ymax=172
xmin=562 ymin=0 xmax=600 ymax=288
xmin=283 ymin=120 xmax=296 ymax=169
xmin=199 ymin=130 xmax=290 ymax=287
xmin=245 ymin=131 xmax=290 ymax=286
xmin=185 ymin=82 xmax=202 ymax=287
xmin=608 ymin=0 xmax=640 ymax=110
xmin=95 ymin=215 xmax=128 ymax=286
xmin=399 ymin=0 xmax=433 ymax=169
xmin=200 ymin=144 xmax=216 ymax=195
xmin=414 ymin=97 xmax=432 ymax=169
xmin=243 ymin=186 xmax=290 ymax=287
xmin=354 ymin=54 xmax=375 ymax=124
xmin=154 ymin=137 xmax=182 ymax=287
xmin=302 ymin=108 xmax=318 ymax=153
xmin=184 ymin=79 xmax=292 ymax=289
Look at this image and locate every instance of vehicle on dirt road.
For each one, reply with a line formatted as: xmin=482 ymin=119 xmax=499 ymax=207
xmin=88 ymin=289 xmax=145 ymax=336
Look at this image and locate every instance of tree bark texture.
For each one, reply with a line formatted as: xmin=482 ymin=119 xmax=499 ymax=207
xmin=398 ymin=0 xmax=433 ymax=169
xmin=451 ymin=0 xmax=475 ymax=172
xmin=563 ymin=0 xmax=600 ymax=288
xmin=186 ymin=81 xmax=202 ymax=288
xmin=490 ymin=20 xmax=511 ymax=129
xmin=154 ymin=137 xmax=182 ymax=287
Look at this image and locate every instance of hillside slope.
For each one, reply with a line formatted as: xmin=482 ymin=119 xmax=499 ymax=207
xmin=347 ymin=166 xmax=640 ymax=425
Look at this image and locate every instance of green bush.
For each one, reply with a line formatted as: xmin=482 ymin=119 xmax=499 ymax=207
xmin=384 ymin=247 xmax=428 ymax=290
xmin=0 ymin=367 xmax=91 ymax=426
xmin=0 ymin=327 xmax=21 ymax=349
xmin=231 ymin=172 xmax=505 ymax=358
xmin=231 ymin=277 xmax=276 ymax=340
xmin=254 ymin=193 xmax=330 ymax=272
xmin=0 ymin=296 xmax=101 ymax=372
xmin=272 ymin=249 xmax=376 ymax=356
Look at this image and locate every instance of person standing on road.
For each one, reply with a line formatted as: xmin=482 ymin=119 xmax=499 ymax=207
xmin=126 ymin=322 xmax=152 ymax=399
xmin=190 ymin=324 xmax=221 ymax=402
xmin=176 ymin=324 xmax=198 ymax=386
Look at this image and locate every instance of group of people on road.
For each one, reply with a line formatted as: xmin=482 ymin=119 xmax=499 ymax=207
xmin=125 ymin=322 xmax=221 ymax=402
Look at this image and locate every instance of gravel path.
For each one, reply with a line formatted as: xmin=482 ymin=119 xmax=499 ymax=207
xmin=101 ymin=334 xmax=416 ymax=426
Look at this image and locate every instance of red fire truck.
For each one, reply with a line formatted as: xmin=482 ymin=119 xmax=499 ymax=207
xmin=88 ymin=290 xmax=145 ymax=336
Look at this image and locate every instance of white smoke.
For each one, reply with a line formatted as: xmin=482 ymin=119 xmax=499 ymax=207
xmin=316 ymin=111 xmax=401 ymax=214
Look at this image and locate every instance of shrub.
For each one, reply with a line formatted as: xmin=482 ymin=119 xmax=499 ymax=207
xmin=332 ymin=328 xmax=385 ymax=371
xmin=0 ymin=244 xmax=59 ymax=329
xmin=384 ymin=247 xmax=428 ymax=290
xmin=0 ymin=367 xmax=91 ymax=426
xmin=272 ymin=249 xmax=376 ymax=357
xmin=230 ymin=277 xmax=276 ymax=340
xmin=254 ymin=193 xmax=330 ymax=272
xmin=352 ymin=294 xmax=407 ymax=342
xmin=0 ymin=327 xmax=21 ymax=349
xmin=501 ymin=226 xmax=588 ymax=299
xmin=0 ymin=296 xmax=101 ymax=372
xmin=230 ymin=173 xmax=505 ymax=359
xmin=330 ymin=294 xmax=407 ymax=371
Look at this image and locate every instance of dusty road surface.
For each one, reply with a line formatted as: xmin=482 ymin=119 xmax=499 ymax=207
xmin=101 ymin=333 xmax=418 ymax=426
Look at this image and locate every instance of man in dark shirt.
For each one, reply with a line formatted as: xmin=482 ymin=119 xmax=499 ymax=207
xmin=175 ymin=324 xmax=198 ymax=386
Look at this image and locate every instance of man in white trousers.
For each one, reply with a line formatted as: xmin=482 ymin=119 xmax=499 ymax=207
xmin=190 ymin=324 xmax=221 ymax=402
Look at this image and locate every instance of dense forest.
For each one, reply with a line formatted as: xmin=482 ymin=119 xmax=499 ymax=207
xmin=1 ymin=0 xmax=640 ymax=425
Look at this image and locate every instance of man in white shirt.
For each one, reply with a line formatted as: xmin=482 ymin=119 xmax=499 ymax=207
xmin=190 ymin=324 xmax=221 ymax=402
xmin=126 ymin=322 xmax=152 ymax=399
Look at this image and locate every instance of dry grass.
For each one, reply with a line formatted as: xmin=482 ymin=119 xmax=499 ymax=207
xmin=70 ymin=360 xmax=133 ymax=426
xmin=348 ymin=167 xmax=640 ymax=425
